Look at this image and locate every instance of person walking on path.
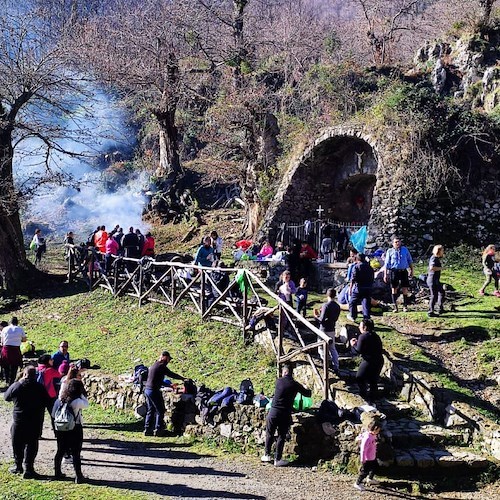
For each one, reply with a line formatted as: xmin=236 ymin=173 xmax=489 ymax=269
xmin=350 ymin=319 xmax=384 ymax=404
xmin=479 ymin=244 xmax=499 ymax=296
xmin=354 ymin=420 xmax=382 ymax=491
xmin=427 ymin=245 xmax=445 ymax=317
xmin=37 ymin=354 xmax=61 ymax=436
xmin=52 ymin=379 xmax=89 ymax=483
xmin=348 ymin=253 xmax=375 ymax=322
xmin=1 ymin=317 xmax=27 ymax=386
xmin=261 ymin=363 xmax=312 ymax=467
xmin=144 ymin=351 xmax=186 ymax=437
xmin=384 ymin=237 xmax=414 ymax=312
xmin=4 ymin=365 xmax=50 ymax=479
xmin=313 ymin=288 xmax=341 ymax=375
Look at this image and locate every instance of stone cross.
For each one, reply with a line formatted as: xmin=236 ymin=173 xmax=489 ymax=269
xmin=316 ymin=205 xmax=324 ymax=219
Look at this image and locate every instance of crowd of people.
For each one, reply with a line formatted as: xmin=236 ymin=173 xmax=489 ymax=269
xmin=1 ymin=322 xmax=89 ymax=482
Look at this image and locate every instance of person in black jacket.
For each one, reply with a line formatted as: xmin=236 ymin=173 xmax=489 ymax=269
xmin=261 ymin=363 xmax=312 ymax=467
xmin=348 ymin=253 xmax=375 ymax=322
xmin=144 ymin=351 xmax=186 ymax=437
xmin=4 ymin=366 xmax=50 ymax=479
xmin=350 ymin=319 xmax=384 ymax=404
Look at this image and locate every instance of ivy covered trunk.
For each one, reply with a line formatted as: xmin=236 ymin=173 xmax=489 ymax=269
xmin=0 ymin=126 xmax=29 ymax=292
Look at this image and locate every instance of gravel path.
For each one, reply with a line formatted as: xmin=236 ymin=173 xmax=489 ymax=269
xmin=0 ymin=401 xmax=498 ymax=499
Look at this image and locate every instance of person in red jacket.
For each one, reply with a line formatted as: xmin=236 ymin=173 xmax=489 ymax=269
xmin=94 ymin=225 xmax=108 ymax=254
xmin=141 ymin=232 xmax=155 ymax=257
xmin=37 ymin=354 xmax=61 ymax=436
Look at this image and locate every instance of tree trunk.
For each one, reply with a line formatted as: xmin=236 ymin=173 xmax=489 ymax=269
xmin=156 ymin=108 xmax=181 ymax=187
xmin=242 ymin=113 xmax=280 ymax=237
xmin=479 ymin=0 xmax=494 ymax=25
xmin=0 ymin=127 xmax=30 ymax=292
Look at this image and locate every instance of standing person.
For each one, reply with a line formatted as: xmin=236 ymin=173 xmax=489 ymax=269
xmin=354 ymin=420 xmax=382 ymax=491
xmin=320 ymin=221 xmax=333 ymax=259
xmin=210 ymin=231 xmax=223 ymax=260
xmin=384 ymin=237 xmax=414 ymax=312
xmin=52 ymin=379 xmax=89 ymax=483
xmin=141 ymin=232 xmax=155 ymax=257
xmin=135 ymin=229 xmax=145 ymax=255
xmin=427 ymin=245 xmax=445 ymax=317
xmin=4 ymin=366 xmax=50 ymax=479
xmin=52 ymin=341 xmax=70 ymax=370
xmin=350 ymin=319 xmax=384 ymax=404
xmin=348 ymin=253 xmax=375 ymax=322
xmin=37 ymin=354 xmax=61 ymax=434
xmin=295 ymin=278 xmax=308 ymax=316
xmin=105 ymin=234 xmax=119 ymax=273
xmin=94 ymin=225 xmax=108 ymax=254
xmin=144 ymin=351 xmax=186 ymax=437
xmin=479 ymin=244 xmax=499 ymax=296
xmin=275 ymin=270 xmax=297 ymax=307
xmin=194 ymin=237 xmax=215 ymax=268
xmin=122 ymin=227 xmax=140 ymax=259
xmin=1 ymin=317 xmax=27 ymax=386
xmin=313 ymin=288 xmax=341 ymax=374
xmin=261 ymin=363 xmax=311 ymax=467
xmin=31 ymin=229 xmax=46 ymax=266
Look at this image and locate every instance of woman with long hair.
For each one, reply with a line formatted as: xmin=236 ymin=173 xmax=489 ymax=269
xmin=52 ymin=379 xmax=88 ymax=483
xmin=479 ymin=245 xmax=499 ymax=296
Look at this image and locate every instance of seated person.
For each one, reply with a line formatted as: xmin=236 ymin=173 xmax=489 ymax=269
xmin=257 ymin=241 xmax=274 ymax=259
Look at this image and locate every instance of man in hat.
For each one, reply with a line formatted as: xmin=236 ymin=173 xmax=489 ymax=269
xmin=144 ymin=351 xmax=186 ymax=437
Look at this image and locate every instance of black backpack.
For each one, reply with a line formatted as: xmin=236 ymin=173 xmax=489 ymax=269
xmin=236 ymin=378 xmax=254 ymax=405
xmin=133 ymin=364 xmax=149 ymax=393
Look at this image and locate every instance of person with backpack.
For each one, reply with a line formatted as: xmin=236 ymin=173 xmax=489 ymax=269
xmin=52 ymin=379 xmax=89 ymax=483
xmin=37 ymin=354 xmax=61 ymax=436
xmin=31 ymin=229 xmax=47 ymax=266
xmin=261 ymin=362 xmax=311 ymax=467
xmin=144 ymin=351 xmax=186 ymax=437
xmin=4 ymin=366 xmax=50 ymax=479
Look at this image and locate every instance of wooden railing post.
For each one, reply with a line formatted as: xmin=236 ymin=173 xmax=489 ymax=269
xmin=278 ymin=303 xmax=284 ymax=357
xmin=200 ymin=269 xmax=206 ymax=315
xmin=113 ymin=258 xmax=119 ymax=296
xmin=138 ymin=261 xmax=144 ymax=307
xmin=242 ymin=271 xmax=248 ymax=330
xmin=323 ymin=340 xmax=330 ymax=401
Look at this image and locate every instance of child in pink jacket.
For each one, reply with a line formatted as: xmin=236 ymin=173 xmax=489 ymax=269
xmin=354 ymin=420 xmax=381 ymax=490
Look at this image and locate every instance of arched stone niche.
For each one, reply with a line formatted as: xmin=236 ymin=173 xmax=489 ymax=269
xmin=262 ymin=128 xmax=381 ymax=232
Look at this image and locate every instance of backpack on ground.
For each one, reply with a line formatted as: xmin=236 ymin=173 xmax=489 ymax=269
xmin=54 ymin=402 xmax=76 ymax=432
xmin=236 ymin=378 xmax=254 ymax=405
xmin=133 ymin=364 xmax=149 ymax=393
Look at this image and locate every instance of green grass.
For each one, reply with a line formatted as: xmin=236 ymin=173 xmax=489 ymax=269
xmin=12 ymin=287 xmax=277 ymax=395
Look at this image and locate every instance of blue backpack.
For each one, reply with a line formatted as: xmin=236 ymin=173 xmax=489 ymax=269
xmin=236 ymin=379 xmax=254 ymax=405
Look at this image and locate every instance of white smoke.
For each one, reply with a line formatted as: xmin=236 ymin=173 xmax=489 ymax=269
xmin=15 ymin=86 xmax=150 ymax=241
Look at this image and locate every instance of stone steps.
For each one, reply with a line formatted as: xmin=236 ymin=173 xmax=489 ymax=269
xmin=386 ymin=420 xmax=468 ymax=448
xmin=387 ymin=446 xmax=491 ymax=471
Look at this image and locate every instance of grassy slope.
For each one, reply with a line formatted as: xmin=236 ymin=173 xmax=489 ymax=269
xmin=14 ymin=287 xmax=277 ymax=394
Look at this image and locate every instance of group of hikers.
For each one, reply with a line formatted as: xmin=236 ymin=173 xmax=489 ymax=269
xmin=1 ymin=323 xmax=89 ymax=482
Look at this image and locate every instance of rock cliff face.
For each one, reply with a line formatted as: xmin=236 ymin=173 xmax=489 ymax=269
xmin=260 ymin=26 xmax=500 ymax=252
xmin=415 ymin=24 xmax=500 ymax=113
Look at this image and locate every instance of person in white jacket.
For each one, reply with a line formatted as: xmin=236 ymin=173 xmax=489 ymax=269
xmin=52 ymin=379 xmax=89 ymax=483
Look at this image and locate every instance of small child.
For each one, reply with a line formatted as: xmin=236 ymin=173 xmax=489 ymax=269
xmin=295 ymin=278 xmax=308 ymax=316
xmin=354 ymin=420 xmax=381 ymax=491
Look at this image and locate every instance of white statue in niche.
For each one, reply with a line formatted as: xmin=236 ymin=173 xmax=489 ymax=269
xmin=355 ymin=151 xmax=365 ymax=174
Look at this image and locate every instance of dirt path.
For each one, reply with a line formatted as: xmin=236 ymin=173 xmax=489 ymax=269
xmin=0 ymin=402 xmax=498 ymax=500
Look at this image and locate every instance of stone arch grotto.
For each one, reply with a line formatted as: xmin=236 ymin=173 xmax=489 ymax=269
xmin=261 ymin=128 xmax=382 ymax=239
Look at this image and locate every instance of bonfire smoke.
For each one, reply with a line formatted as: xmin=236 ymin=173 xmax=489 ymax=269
xmin=15 ymin=87 xmax=150 ymax=242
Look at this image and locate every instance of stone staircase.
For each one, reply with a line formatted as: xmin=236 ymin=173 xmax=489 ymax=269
xmin=329 ymin=349 xmax=497 ymax=479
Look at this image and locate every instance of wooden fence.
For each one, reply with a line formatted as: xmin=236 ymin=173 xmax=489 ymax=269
xmin=66 ymin=245 xmax=333 ymax=400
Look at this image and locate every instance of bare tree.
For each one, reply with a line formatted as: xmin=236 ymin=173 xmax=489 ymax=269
xmin=479 ymin=0 xmax=497 ymax=24
xmin=0 ymin=0 xmax=91 ymax=291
